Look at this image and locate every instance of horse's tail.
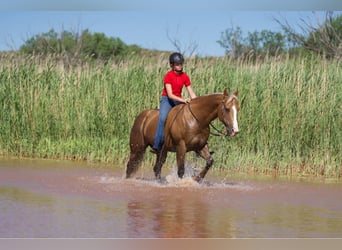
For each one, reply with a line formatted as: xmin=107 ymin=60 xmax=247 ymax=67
xmin=129 ymin=109 xmax=157 ymax=151
xmin=126 ymin=109 xmax=159 ymax=178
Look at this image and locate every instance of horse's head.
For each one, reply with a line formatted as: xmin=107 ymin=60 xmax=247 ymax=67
xmin=218 ymin=89 xmax=240 ymax=137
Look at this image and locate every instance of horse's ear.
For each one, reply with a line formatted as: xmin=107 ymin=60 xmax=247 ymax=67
xmin=234 ymin=89 xmax=238 ymax=96
xmin=223 ymin=88 xmax=229 ymax=96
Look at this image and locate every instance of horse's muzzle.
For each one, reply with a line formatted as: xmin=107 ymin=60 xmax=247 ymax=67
xmin=227 ymin=127 xmax=239 ymax=137
xmin=230 ymin=131 xmax=239 ymax=137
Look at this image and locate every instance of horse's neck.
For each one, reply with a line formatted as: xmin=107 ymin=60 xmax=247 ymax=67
xmin=190 ymin=94 xmax=221 ymax=125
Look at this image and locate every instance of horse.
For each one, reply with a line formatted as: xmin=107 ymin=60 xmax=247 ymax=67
xmin=125 ymin=89 xmax=240 ymax=182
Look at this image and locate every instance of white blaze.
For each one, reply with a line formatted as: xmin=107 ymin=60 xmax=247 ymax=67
xmin=232 ymin=105 xmax=239 ymax=133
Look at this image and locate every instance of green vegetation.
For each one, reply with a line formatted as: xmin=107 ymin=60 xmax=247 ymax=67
xmin=218 ymin=12 xmax=342 ymax=60
xmin=19 ymin=28 xmax=141 ymax=62
xmin=217 ymin=27 xmax=286 ymax=58
xmin=0 ymin=52 xmax=341 ymax=177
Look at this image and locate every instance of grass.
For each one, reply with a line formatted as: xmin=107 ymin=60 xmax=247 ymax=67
xmin=0 ymin=52 xmax=341 ymax=177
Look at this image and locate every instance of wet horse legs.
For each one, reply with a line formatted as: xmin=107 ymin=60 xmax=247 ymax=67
xmin=153 ymin=144 xmax=214 ymax=181
xmin=175 ymin=143 xmax=187 ymax=178
xmin=126 ymin=150 xmax=145 ymax=178
xmin=154 ymin=144 xmax=187 ymax=179
xmin=153 ymin=149 xmax=167 ymax=179
xmin=194 ymin=144 xmax=214 ymax=182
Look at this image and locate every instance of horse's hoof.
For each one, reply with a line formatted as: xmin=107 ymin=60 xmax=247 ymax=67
xmin=193 ymin=175 xmax=202 ymax=183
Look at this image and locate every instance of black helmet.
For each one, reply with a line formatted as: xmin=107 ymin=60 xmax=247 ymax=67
xmin=169 ymin=52 xmax=184 ymax=65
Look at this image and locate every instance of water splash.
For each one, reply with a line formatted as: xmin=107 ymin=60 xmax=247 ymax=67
xmin=99 ymin=175 xmax=117 ymax=184
xmin=164 ymin=165 xmax=201 ymax=187
xmin=93 ymin=164 xmax=257 ymax=191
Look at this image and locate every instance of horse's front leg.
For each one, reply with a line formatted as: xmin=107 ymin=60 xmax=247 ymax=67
xmin=194 ymin=144 xmax=214 ymax=182
xmin=176 ymin=142 xmax=187 ymax=178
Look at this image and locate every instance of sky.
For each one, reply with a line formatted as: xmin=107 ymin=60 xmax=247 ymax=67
xmin=1 ymin=1 xmax=341 ymax=57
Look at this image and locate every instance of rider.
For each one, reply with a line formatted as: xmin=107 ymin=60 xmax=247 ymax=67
xmin=151 ymin=52 xmax=197 ymax=154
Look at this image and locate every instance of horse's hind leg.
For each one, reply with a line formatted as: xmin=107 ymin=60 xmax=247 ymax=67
xmin=153 ymin=150 xmax=167 ymax=180
xmin=194 ymin=144 xmax=214 ymax=182
xmin=126 ymin=149 xmax=145 ymax=178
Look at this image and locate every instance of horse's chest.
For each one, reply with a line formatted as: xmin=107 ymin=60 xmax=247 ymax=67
xmin=168 ymin=126 xmax=209 ymax=149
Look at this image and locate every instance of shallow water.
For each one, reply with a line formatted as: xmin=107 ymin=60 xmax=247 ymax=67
xmin=0 ymin=157 xmax=341 ymax=238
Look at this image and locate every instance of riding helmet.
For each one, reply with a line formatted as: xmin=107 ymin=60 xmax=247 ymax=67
xmin=169 ymin=52 xmax=184 ymax=65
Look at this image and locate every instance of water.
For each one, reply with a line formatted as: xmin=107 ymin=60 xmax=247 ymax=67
xmin=1 ymin=157 xmax=341 ymax=238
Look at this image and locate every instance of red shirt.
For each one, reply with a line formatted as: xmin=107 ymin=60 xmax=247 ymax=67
xmin=162 ymin=70 xmax=191 ymax=97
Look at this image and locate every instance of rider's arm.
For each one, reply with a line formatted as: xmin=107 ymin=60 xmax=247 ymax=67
xmin=186 ymin=85 xmax=197 ymax=99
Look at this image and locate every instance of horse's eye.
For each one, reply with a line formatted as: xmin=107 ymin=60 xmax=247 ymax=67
xmin=225 ymin=107 xmax=230 ymax=112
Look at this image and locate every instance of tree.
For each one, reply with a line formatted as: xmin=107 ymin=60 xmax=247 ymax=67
xmin=217 ymin=26 xmax=246 ymax=58
xmin=20 ymin=29 xmax=59 ymax=54
xmin=258 ymin=30 xmax=285 ymax=56
xmin=166 ymin=25 xmax=198 ymax=57
xmin=80 ymin=30 xmax=126 ymax=59
xmin=19 ymin=28 xmax=141 ymax=61
xmin=59 ymin=31 xmax=76 ymax=54
xmin=217 ymin=26 xmax=286 ymax=58
xmin=275 ymin=12 xmax=342 ymax=59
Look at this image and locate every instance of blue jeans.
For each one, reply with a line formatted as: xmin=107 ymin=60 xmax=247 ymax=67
xmin=153 ymin=96 xmax=179 ymax=150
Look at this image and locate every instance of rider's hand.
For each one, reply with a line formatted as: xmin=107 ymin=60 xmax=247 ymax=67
xmin=184 ymin=98 xmax=191 ymax=104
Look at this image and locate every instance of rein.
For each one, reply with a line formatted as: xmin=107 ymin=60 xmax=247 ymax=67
xmin=187 ymin=102 xmax=226 ymax=137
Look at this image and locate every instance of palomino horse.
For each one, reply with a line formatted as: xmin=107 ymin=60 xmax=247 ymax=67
xmin=125 ymin=89 xmax=239 ymax=182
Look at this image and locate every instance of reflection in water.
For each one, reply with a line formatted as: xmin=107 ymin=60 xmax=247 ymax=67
xmin=250 ymin=204 xmax=342 ymax=238
xmin=0 ymin=186 xmax=129 ymax=237
xmin=126 ymin=188 xmax=237 ymax=238
xmin=127 ymin=192 xmax=211 ymax=238
xmin=123 ymin=171 xmax=241 ymax=238
xmin=1 ymin=158 xmax=342 ymax=238
xmin=0 ymin=186 xmax=56 ymax=207
xmin=152 ymin=194 xmax=209 ymax=238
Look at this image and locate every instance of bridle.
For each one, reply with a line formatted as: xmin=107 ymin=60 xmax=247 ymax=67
xmin=168 ymin=94 xmax=238 ymax=137
xmin=187 ymin=102 xmax=227 ymax=137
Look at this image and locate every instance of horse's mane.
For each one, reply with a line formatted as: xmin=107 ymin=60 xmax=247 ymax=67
xmin=191 ymin=93 xmax=222 ymax=102
xmin=191 ymin=92 xmax=238 ymax=104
